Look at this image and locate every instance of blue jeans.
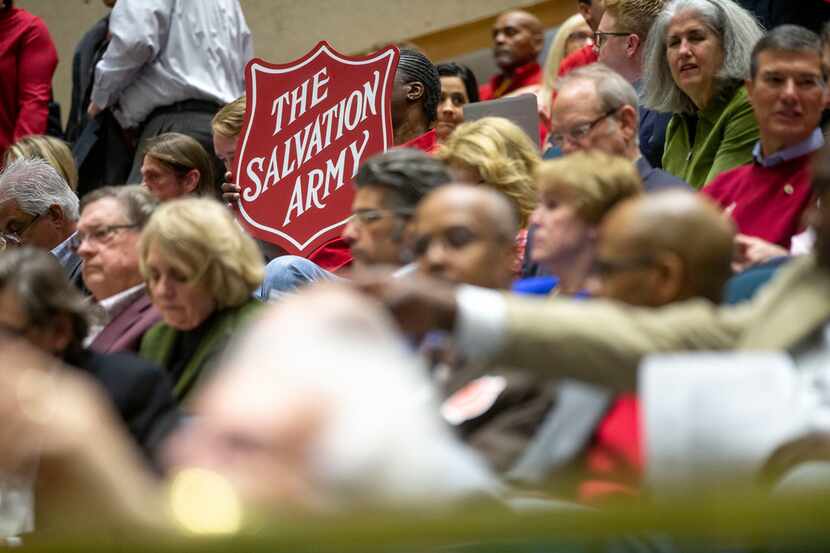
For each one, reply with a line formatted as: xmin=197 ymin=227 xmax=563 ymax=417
xmin=255 ymin=255 xmax=340 ymax=301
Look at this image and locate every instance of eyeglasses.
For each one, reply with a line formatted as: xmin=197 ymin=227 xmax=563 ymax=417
xmin=350 ymin=208 xmax=414 ymax=226
xmin=2 ymin=213 xmax=41 ymax=247
xmin=70 ymin=223 xmax=138 ymax=252
xmin=593 ymin=255 xmax=655 ymax=278
xmin=550 ymin=108 xmax=619 ymax=148
xmin=593 ymin=31 xmax=632 ymax=49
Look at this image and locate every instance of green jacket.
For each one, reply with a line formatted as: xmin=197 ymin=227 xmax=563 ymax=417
xmin=139 ymin=298 xmax=263 ymax=402
xmin=662 ymin=84 xmax=759 ymax=189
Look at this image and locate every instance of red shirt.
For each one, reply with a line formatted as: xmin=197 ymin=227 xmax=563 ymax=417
xmin=557 ymin=44 xmax=598 ymax=77
xmin=479 ymin=62 xmax=543 ymax=101
xmin=702 ymin=154 xmax=814 ymax=248
xmin=0 ymin=8 xmax=58 ymax=162
xmin=309 ymin=237 xmax=352 ymax=273
xmin=402 ymin=128 xmax=439 ymax=154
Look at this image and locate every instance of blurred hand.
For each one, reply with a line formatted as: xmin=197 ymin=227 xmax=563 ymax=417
xmin=352 ymin=271 xmax=459 ymax=336
xmin=733 ymin=234 xmax=788 ymax=273
xmin=222 ymin=171 xmax=240 ymax=207
xmin=87 ymin=102 xmax=102 ymax=119
xmin=759 ymin=432 xmax=830 ymax=487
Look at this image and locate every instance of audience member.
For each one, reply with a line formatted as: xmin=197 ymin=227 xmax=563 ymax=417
xmin=139 ymin=198 xmax=264 ymax=402
xmin=549 ymin=64 xmax=690 ymax=191
xmin=88 ymin=0 xmax=252 ymax=183
xmin=437 ymin=117 xmax=540 ymax=274
xmin=480 ymin=11 xmax=544 ymax=100
xmin=4 ymin=135 xmax=78 ymax=191
xmin=703 ymin=26 xmax=827 ymax=252
xmin=519 ymin=152 xmax=643 ymax=296
xmin=393 ymin=49 xmax=442 ymax=150
xmin=77 ymin=185 xmax=162 ymax=354
xmin=557 ymin=0 xmax=604 ymax=77
xmin=0 ymin=1 xmax=58 ymax=164
xmin=642 ymin=0 xmax=763 ymax=188
xmin=539 ymin=13 xmax=594 ymax=117
xmin=435 ymin=63 xmax=480 ymax=144
xmin=140 ymin=133 xmax=217 ymax=202
xmin=0 ymin=159 xmax=82 ymax=288
xmin=0 ymin=247 xmax=178 ymax=459
xmin=66 ymin=0 xmax=131 ymax=195
xmin=595 ymin=0 xmax=672 ymax=168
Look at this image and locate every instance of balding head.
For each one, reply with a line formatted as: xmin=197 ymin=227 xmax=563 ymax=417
xmin=492 ymin=10 xmax=544 ymax=73
xmin=593 ymin=191 xmax=734 ymax=306
xmin=413 ymin=184 xmax=518 ymax=289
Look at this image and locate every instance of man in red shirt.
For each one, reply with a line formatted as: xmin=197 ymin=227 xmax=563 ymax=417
xmin=557 ymin=0 xmax=604 ymax=77
xmin=479 ymin=11 xmax=544 ymax=100
xmin=702 ymin=26 xmax=827 ymax=255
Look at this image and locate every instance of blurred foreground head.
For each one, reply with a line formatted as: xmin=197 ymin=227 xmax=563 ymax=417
xmin=164 ymin=284 xmax=497 ymax=514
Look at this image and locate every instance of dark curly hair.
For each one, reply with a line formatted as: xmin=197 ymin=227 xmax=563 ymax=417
xmin=354 ymin=148 xmax=450 ymax=209
xmin=397 ymin=49 xmax=441 ymax=126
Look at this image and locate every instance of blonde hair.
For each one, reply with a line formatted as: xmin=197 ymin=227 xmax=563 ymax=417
xmin=539 ymin=14 xmax=593 ymax=115
xmin=603 ymin=0 xmax=666 ymax=42
xmin=5 ymin=135 xmax=79 ymax=191
xmin=437 ymin=117 xmax=539 ymax=227
xmin=535 ymin=151 xmax=643 ymax=225
xmin=212 ymin=96 xmax=246 ymax=139
xmin=139 ymin=198 xmax=264 ymax=309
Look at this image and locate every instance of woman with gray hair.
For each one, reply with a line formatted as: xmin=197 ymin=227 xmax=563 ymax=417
xmin=642 ymin=0 xmax=763 ymax=188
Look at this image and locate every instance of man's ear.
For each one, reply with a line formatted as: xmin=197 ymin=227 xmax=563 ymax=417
xmin=619 ymin=104 xmax=638 ymax=139
xmin=407 ymin=82 xmax=425 ymax=103
xmin=182 ymin=169 xmax=201 ymax=194
xmin=745 ymin=78 xmax=756 ymax=108
xmin=652 ymin=252 xmax=685 ymax=305
xmin=46 ymin=204 xmax=66 ymax=227
xmin=626 ymin=33 xmax=641 ymax=58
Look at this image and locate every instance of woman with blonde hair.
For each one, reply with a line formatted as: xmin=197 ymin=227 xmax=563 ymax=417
xmin=516 ymin=151 xmax=643 ymax=296
xmin=438 ymin=116 xmax=540 ymax=274
xmin=539 ymin=14 xmax=594 ymax=116
xmin=4 ymin=134 xmax=78 ymax=191
xmin=139 ymin=197 xmax=264 ymax=402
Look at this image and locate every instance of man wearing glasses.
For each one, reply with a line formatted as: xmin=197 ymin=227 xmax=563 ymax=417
xmin=76 ymin=185 xmax=162 ymax=354
xmin=595 ymin=0 xmax=671 ymax=169
xmin=0 ymin=158 xmax=83 ymax=289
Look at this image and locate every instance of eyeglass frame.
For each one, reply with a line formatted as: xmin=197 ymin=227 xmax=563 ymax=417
xmin=1 ymin=212 xmax=42 ymax=246
xmin=70 ymin=223 xmax=139 ymax=253
xmin=549 ymin=107 xmax=621 ymax=149
xmin=593 ymin=30 xmax=633 ymax=50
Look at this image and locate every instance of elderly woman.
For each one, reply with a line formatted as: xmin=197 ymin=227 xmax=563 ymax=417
xmin=516 ymin=151 xmax=643 ymax=296
xmin=139 ymin=198 xmax=264 ymax=402
xmin=642 ymin=0 xmax=763 ymax=188
xmin=139 ymin=132 xmax=217 ymax=201
xmin=435 ymin=62 xmax=479 ymax=143
xmin=437 ymin=116 xmax=540 ymax=273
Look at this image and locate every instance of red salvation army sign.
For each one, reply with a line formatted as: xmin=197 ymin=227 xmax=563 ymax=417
xmin=235 ymin=42 xmax=399 ymax=255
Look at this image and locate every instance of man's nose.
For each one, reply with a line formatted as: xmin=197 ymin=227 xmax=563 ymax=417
xmin=342 ymin=220 xmax=359 ymax=245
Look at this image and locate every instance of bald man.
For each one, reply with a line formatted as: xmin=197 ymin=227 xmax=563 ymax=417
xmin=590 ymin=191 xmax=735 ymax=306
xmin=480 ymin=10 xmax=544 ymax=100
xmin=414 ymin=185 xmax=518 ymax=289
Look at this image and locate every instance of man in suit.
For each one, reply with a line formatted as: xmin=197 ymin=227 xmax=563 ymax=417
xmin=0 ymin=158 xmax=83 ymax=289
xmin=0 ymin=247 xmax=177 ymax=458
xmin=360 ymin=138 xmax=830 ymax=394
xmin=77 ymin=185 xmax=162 ymax=353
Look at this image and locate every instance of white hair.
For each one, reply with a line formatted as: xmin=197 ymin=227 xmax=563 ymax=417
xmin=212 ymin=285 xmax=499 ymax=509
xmin=558 ymin=63 xmax=641 ymax=127
xmin=642 ymin=0 xmax=764 ymax=113
xmin=0 ymin=158 xmax=79 ymax=221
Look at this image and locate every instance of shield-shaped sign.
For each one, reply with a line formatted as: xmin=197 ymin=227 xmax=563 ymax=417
xmin=234 ymin=42 xmax=399 ymax=256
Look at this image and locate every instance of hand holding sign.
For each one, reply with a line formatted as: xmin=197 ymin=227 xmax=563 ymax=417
xmin=234 ymin=43 xmax=399 ymax=257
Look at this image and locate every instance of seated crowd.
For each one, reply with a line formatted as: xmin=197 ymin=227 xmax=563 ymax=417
xmin=2 ymin=0 xmax=830 ymax=544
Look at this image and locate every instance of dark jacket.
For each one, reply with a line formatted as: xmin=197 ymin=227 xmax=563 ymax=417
xmin=90 ymin=292 xmax=161 ymax=354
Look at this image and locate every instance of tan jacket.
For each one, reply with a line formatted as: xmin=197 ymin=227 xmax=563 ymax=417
xmin=494 ymin=256 xmax=830 ymax=391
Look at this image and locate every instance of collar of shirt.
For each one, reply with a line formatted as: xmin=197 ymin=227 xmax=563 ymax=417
xmin=98 ymin=283 xmax=146 ymax=322
xmin=490 ymin=61 xmax=541 ymax=88
xmin=50 ymin=231 xmax=77 ymax=266
xmin=752 ymin=128 xmax=825 ymax=168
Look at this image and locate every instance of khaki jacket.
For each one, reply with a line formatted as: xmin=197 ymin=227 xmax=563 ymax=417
xmin=494 ymin=256 xmax=830 ymax=391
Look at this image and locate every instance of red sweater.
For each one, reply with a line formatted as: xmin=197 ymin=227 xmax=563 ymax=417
xmin=557 ymin=44 xmax=598 ymax=77
xmin=479 ymin=62 xmax=543 ymax=101
xmin=702 ymin=154 xmax=814 ymax=248
xmin=0 ymin=8 xmax=58 ymax=162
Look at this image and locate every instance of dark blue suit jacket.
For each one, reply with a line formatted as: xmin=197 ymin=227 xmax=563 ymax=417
xmin=639 ymin=107 xmax=671 ymax=169
xmin=635 ymin=157 xmax=691 ymax=193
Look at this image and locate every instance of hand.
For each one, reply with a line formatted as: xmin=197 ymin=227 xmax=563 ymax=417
xmin=758 ymin=432 xmax=830 ymax=487
xmin=87 ymin=102 xmax=103 ymax=119
xmin=732 ymin=234 xmax=788 ymax=273
xmin=352 ymin=270 xmax=459 ymax=336
xmin=222 ymin=171 xmax=240 ymax=207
